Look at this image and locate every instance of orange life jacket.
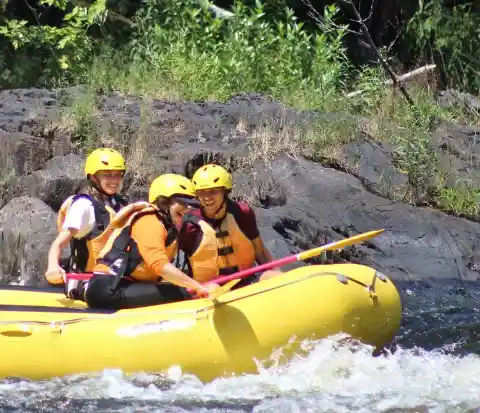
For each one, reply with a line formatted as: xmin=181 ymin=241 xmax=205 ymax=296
xmin=94 ymin=205 xmax=178 ymax=282
xmin=55 ymin=193 xmax=126 ymax=278
xmin=180 ymin=215 xmax=219 ymax=283
xmin=183 ymin=208 xmax=256 ymax=281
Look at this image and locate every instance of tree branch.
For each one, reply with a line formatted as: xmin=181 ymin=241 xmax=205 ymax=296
xmin=346 ymin=64 xmax=437 ymax=97
xmin=339 ymin=0 xmax=416 ymax=106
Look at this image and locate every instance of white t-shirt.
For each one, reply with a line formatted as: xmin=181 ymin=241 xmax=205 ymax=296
xmin=61 ymin=197 xmax=96 ymax=239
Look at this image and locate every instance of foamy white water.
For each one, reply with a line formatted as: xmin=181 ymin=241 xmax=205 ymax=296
xmin=2 ymin=334 xmax=480 ymax=413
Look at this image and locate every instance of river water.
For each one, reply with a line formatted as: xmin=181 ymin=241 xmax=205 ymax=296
xmin=2 ymin=278 xmax=480 ymax=413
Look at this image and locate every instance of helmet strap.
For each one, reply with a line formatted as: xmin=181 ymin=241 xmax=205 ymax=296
xmin=162 ymin=203 xmax=176 ymax=230
xmin=211 ymin=191 xmax=229 ymax=219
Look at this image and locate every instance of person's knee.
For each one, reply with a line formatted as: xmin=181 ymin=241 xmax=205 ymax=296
xmin=155 ymin=283 xmax=189 ymax=302
xmin=84 ymin=275 xmax=121 ymax=309
xmin=259 ymin=270 xmax=282 ymax=281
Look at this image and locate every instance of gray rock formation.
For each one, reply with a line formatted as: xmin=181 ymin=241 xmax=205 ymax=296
xmin=0 ymin=87 xmax=478 ymax=285
xmin=0 ymin=196 xmax=65 ymax=286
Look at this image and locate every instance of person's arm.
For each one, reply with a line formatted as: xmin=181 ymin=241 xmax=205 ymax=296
xmin=239 ymin=203 xmax=282 ymax=271
xmin=159 ymin=263 xmax=212 ymax=293
xmin=45 ymin=199 xmax=94 ymax=283
xmin=252 ymin=237 xmax=276 ymax=264
xmin=45 ymin=230 xmax=75 ymax=283
xmin=132 ymin=215 xmax=211 ymax=297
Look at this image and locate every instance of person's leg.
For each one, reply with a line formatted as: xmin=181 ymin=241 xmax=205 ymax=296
xmin=84 ymin=274 xmax=187 ymax=309
xmin=120 ymin=282 xmax=188 ymax=309
xmin=229 ymin=268 xmax=283 ymax=291
xmin=258 ymin=270 xmax=282 ymax=281
xmin=230 ymin=273 xmax=262 ymax=290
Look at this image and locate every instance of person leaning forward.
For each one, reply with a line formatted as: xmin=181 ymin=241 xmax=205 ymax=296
xmin=83 ymin=173 xmax=215 ymax=310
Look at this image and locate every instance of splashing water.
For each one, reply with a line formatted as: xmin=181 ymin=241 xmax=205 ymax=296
xmin=2 ymin=335 xmax=480 ymax=413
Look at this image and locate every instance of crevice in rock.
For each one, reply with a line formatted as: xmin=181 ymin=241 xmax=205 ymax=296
xmin=232 ymin=169 xmax=289 ymax=210
xmin=272 ymin=218 xmax=300 ymax=241
xmin=305 ymin=152 xmax=396 ymax=202
xmin=331 ymin=225 xmax=356 ymax=239
xmin=40 ymin=128 xmax=56 ymax=165
xmin=272 ymin=218 xmax=369 ymax=265
xmin=257 ymin=192 xmax=287 ymax=209
xmin=329 ymin=225 xmax=383 ymax=252
xmin=184 ymin=151 xmax=239 ymax=179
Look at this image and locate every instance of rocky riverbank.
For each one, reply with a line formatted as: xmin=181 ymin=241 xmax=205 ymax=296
xmin=0 ymin=87 xmax=478 ymax=286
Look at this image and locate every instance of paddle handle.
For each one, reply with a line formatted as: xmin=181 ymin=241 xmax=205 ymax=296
xmin=65 ymin=273 xmax=93 ymax=281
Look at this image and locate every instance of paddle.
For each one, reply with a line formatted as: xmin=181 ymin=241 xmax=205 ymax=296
xmin=210 ymin=279 xmax=242 ymax=298
xmin=202 ymin=279 xmax=242 ymax=304
xmin=186 ymin=228 xmax=385 ymax=295
xmin=186 ymin=228 xmax=385 ymax=300
xmin=66 ymin=228 xmax=385 ymax=295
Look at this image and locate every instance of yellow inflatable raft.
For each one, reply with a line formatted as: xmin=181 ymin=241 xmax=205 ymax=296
xmin=0 ymin=263 xmax=402 ymax=382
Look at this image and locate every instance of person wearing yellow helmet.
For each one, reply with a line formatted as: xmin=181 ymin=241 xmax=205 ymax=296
xmin=181 ymin=164 xmax=282 ymax=289
xmin=83 ymin=173 xmax=215 ymax=309
xmin=44 ymin=148 xmax=138 ymax=299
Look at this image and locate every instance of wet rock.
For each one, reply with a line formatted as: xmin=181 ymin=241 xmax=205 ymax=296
xmin=437 ymin=89 xmax=480 ymax=115
xmin=0 ymin=154 xmax=85 ymax=211
xmin=432 ymin=120 xmax=480 ymax=188
xmin=324 ymin=134 xmax=409 ymax=200
xmin=0 ymin=196 xmax=63 ymax=286
xmin=0 ymin=129 xmax=50 ymax=182
xmin=235 ymin=156 xmax=480 ymax=282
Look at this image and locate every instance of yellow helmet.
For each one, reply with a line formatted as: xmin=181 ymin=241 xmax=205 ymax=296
xmin=192 ymin=164 xmax=233 ymax=191
xmin=149 ymin=173 xmax=199 ymax=206
xmin=84 ymin=148 xmax=126 ymax=177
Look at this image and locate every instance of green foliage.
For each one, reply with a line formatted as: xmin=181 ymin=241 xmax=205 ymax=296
xmin=406 ymin=0 xmax=480 ymax=93
xmin=0 ymin=0 xmax=107 ymax=84
xmin=435 ymin=183 xmax=480 ymax=217
xmin=105 ymin=0 xmax=349 ymax=109
xmin=1 ymin=0 xmax=350 ymax=108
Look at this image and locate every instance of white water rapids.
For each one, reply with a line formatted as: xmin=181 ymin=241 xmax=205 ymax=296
xmin=2 ymin=334 xmax=480 ymax=413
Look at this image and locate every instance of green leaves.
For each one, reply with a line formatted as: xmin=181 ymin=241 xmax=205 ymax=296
xmin=0 ymin=19 xmax=29 ymax=49
xmin=39 ymin=0 xmax=69 ymax=9
xmin=1 ymin=0 xmax=107 ymax=74
xmin=406 ymin=0 xmax=480 ymax=93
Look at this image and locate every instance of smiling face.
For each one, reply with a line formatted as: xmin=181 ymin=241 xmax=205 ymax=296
xmin=91 ymin=170 xmax=124 ymax=196
xmin=169 ymin=199 xmax=191 ymax=226
xmin=195 ymin=187 xmax=226 ymax=217
xmin=155 ymin=196 xmax=193 ymax=226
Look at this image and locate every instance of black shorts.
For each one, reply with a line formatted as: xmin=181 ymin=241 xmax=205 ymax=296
xmin=230 ymin=273 xmax=262 ymax=290
xmin=84 ymin=273 xmax=189 ymax=310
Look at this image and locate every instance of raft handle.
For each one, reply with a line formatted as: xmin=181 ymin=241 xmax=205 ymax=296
xmin=336 ymin=274 xmax=349 ymax=284
xmin=369 ymin=270 xmax=387 ymax=294
xmin=335 ymin=270 xmax=385 ymax=304
xmin=375 ymin=271 xmax=387 ymax=282
xmin=0 ymin=324 xmax=32 ymax=337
